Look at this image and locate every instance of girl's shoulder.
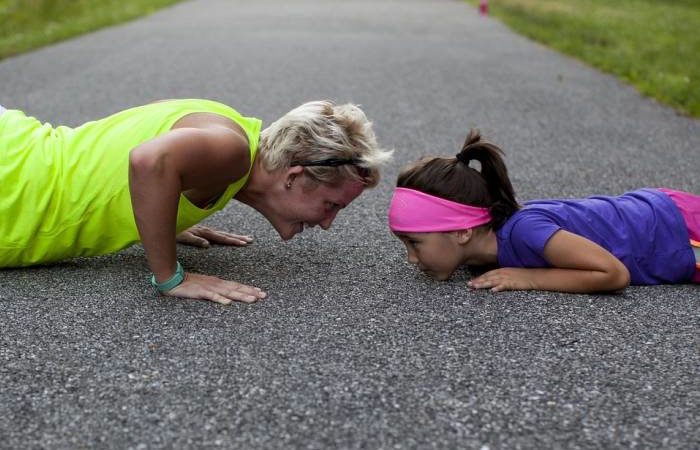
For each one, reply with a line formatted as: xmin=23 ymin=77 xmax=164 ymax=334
xmin=496 ymin=208 xmax=560 ymax=268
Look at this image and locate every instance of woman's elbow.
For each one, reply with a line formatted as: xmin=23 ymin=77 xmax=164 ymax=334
xmin=129 ymin=145 xmax=164 ymax=178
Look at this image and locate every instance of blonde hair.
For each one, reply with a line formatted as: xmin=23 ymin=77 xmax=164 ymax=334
xmin=258 ymin=100 xmax=392 ymax=187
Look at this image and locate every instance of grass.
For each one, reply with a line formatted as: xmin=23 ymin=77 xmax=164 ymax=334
xmin=466 ymin=0 xmax=700 ymax=117
xmin=0 ymin=0 xmax=184 ymax=61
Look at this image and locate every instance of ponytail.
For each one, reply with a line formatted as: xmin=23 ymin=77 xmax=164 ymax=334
xmin=396 ymin=128 xmax=519 ymax=230
xmin=455 ymin=129 xmax=519 ymax=228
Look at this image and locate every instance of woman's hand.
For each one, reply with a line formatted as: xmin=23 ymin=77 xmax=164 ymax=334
xmin=164 ymin=272 xmax=266 ymax=305
xmin=176 ymin=225 xmax=253 ymax=248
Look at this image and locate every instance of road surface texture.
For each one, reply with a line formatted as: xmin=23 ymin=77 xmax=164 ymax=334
xmin=0 ymin=0 xmax=698 ymax=448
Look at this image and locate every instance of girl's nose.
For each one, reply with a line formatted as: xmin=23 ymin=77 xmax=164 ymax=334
xmin=406 ymin=248 xmax=419 ymax=265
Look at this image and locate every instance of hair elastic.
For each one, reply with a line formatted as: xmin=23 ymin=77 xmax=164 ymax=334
xmin=455 ymin=152 xmax=470 ymax=165
xmin=388 ymin=187 xmax=492 ymax=233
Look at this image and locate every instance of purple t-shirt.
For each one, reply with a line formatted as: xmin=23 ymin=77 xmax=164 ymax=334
xmin=495 ymin=188 xmax=695 ymax=285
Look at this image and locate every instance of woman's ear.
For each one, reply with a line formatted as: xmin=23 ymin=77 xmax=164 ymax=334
xmin=454 ymin=228 xmax=473 ymax=245
xmin=284 ymin=165 xmax=304 ymax=188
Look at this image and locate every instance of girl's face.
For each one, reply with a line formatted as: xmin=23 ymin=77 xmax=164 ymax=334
xmin=395 ymin=232 xmax=465 ymax=280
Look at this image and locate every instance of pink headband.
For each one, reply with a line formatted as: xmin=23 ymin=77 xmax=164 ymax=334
xmin=388 ymin=187 xmax=492 ymax=232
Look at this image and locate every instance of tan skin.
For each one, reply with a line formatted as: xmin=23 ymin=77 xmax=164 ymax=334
xmin=129 ymin=112 xmax=364 ymax=305
xmin=396 ymin=227 xmax=631 ymax=294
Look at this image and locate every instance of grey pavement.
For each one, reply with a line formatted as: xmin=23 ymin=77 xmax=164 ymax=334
xmin=1 ymin=0 xmax=699 ymax=448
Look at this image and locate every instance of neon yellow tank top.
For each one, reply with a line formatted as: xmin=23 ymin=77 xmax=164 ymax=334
xmin=0 ymin=99 xmax=261 ymax=267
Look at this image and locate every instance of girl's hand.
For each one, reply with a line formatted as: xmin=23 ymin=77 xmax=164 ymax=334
xmin=176 ymin=225 xmax=253 ymax=248
xmin=164 ymin=272 xmax=267 ymax=305
xmin=468 ymin=268 xmax=537 ymax=292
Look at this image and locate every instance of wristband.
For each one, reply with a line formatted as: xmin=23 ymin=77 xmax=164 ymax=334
xmin=150 ymin=261 xmax=185 ymax=293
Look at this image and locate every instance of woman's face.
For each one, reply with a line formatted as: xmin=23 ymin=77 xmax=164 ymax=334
xmin=271 ymin=174 xmax=365 ymax=240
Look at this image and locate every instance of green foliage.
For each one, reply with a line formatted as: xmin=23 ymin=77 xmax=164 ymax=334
xmin=466 ymin=0 xmax=700 ymax=117
xmin=0 ymin=0 xmax=183 ymax=60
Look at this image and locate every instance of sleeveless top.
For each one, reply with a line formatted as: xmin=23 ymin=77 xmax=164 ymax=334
xmin=0 ymin=99 xmax=262 ymax=267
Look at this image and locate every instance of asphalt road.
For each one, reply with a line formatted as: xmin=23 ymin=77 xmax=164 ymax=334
xmin=1 ymin=0 xmax=698 ymax=448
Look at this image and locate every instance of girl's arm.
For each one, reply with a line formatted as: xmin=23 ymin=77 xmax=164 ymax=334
xmin=468 ymin=230 xmax=631 ymax=293
xmin=128 ymin=126 xmax=266 ymax=304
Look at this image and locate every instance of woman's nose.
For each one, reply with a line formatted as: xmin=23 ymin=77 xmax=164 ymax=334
xmin=319 ymin=210 xmax=338 ymax=230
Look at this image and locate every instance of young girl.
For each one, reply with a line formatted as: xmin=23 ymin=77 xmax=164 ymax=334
xmin=388 ymin=129 xmax=700 ymax=293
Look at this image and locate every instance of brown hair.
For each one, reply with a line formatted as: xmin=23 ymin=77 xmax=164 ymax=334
xmin=396 ymin=129 xmax=519 ymax=229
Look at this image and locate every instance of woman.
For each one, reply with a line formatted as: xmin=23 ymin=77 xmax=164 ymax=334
xmin=0 ymin=99 xmax=392 ymax=304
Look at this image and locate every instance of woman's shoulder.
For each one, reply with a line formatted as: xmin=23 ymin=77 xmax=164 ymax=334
xmin=155 ymin=99 xmax=250 ymax=117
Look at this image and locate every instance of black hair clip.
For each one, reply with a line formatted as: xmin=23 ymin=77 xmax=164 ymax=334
xmin=291 ymin=158 xmax=369 ymax=178
xmin=291 ymin=158 xmax=362 ymax=167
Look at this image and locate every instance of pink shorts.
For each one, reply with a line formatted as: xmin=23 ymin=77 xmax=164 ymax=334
xmin=659 ymin=188 xmax=700 ymax=283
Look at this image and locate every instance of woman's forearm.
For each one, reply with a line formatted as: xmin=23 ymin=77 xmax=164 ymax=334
xmin=128 ymin=146 xmax=182 ymax=282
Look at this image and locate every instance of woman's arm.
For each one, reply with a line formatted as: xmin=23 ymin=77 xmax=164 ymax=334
xmin=176 ymin=225 xmax=253 ymax=248
xmin=128 ymin=126 xmax=266 ymax=304
xmin=468 ymin=230 xmax=631 ymax=293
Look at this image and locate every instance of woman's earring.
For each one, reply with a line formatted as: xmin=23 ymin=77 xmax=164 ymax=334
xmin=286 ymin=182 xmax=292 ymax=189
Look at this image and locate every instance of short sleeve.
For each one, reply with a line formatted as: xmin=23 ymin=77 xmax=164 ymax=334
xmin=499 ymin=211 xmax=562 ymax=267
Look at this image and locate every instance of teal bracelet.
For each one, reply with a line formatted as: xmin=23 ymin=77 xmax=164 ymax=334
xmin=150 ymin=261 xmax=185 ymax=293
